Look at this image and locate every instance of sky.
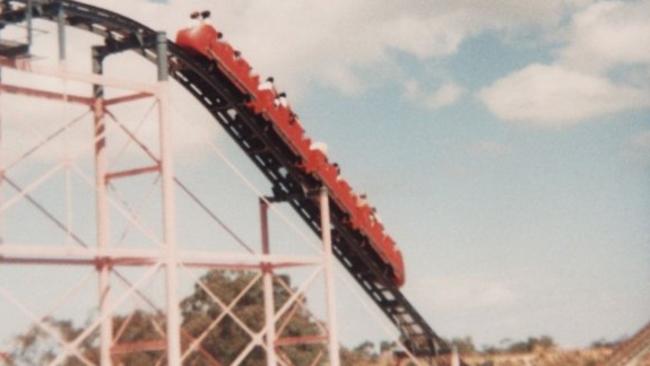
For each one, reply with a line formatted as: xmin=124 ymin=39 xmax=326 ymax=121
xmin=0 ymin=0 xmax=648 ymax=354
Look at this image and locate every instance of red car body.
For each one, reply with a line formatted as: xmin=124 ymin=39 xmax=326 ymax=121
xmin=176 ymin=24 xmax=405 ymax=287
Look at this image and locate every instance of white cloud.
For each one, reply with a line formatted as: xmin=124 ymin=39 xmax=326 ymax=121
xmin=479 ymin=0 xmax=650 ymax=127
xmin=408 ymin=275 xmax=516 ymax=310
xmin=86 ymin=0 xmax=586 ymax=98
xmin=561 ymin=0 xmax=650 ymax=72
xmin=479 ymin=64 xmax=650 ymax=127
xmin=0 ymin=0 xmax=604 ymax=164
xmin=404 ymin=80 xmax=464 ymax=110
xmin=427 ymin=82 xmax=465 ymax=109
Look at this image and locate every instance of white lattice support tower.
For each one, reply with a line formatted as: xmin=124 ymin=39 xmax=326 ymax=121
xmin=0 ymin=35 xmax=3 ymax=248
xmin=257 ymin=190 xmax=342 ymax=366
xmin=0 ymin=44 xmax=173 ymax=365
xmin=0 ymin=58 xmax=338 ymax=366
xmin=92 ymin=44 xmax=113 ymax=366
xmin=0 ymin=8 xmax=359 ymax=365
xmin=155 ymin=31 xmax=182 ymax=366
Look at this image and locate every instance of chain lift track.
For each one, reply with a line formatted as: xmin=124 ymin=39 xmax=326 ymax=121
xmin=1 ymin=0 xmax=450 ymax=358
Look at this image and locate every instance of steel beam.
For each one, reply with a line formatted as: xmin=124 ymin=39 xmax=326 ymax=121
xmin=0 ymin=244 xmax=323 ymax=267
xmin=156 ymin=31 xmax=182 ymax=366
xmin=0 ymin=83 xmax=93 ymax=105
xmin=0 ymin=57 xmax=159 ymax=93
xmin=105 ymin=164 xmax=160 ymax=182
xmin=260 ymin=199 xmax=278 ymax=366
xmin=320 ymin=187 xmax=341 ymax=366
xmin=92 ymin=46 xmax=112 ymax=366
xmin=56 ymin=2 xmax=65 ymax=62
xmin=104 ymin=92 xmax=153 ymax=106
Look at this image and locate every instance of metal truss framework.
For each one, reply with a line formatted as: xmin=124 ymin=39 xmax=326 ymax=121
xmin=0 ymin=52 xmax=345 ymax=366
xmin=0 ymin=16 xmax=356 ymax=366
xmin=0 ymin=1 xmax=455 ymax=365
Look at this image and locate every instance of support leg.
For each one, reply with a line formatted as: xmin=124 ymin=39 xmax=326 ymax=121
xmin=156 ymin=31 xmax=182 ymax=365
xmin=0 ymin=55 xmax=3 ymax=245
xmin=57 ymin=3 xmax=66 ymax=62
xmin=319 ymin=187 xmax=340 ymax=366
xmin=260 ymin=199 xmax=277 ymax=366
xmin=92 ymin=48 xmax=112 ymax=366
xmin=26 ymin=0 xmax=33 ymax=47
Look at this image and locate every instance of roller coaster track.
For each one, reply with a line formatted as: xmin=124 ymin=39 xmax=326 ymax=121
xmin=1 ymin=0 xmax=450 ymax=358
xmin=605 ymin=322 xmax=650 ymax=366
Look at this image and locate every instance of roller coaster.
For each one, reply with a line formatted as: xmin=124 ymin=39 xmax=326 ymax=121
xmin=0 ymin=0 xmax=453 ymax=361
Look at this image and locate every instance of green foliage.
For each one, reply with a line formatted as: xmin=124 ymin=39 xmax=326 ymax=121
xmin=590 ymin=338 xmax=615 ymax=348
xmin=340 ymin=340 xmax=378 ymax=366
xmin=7 ymin=270 xmax=568 ymax=366
xmin=6 ymin=270 xmax=325 ymax=365
xmin=180 ymin=270 xmax=324 ymax=365
xmin=448 ymin=336 xmax=476 ymax=355
xmin=6 ymin=317 xmax=97 ymax=366
xmin=379 ymin=340 xmax=396 ymax=352
xmin=112 ymin=311 xmax=166 ymax=365
xmin=506 ymin=336 xmax=554 ymax=353
xmin=481 ymin=335 xmax=556 ymax=355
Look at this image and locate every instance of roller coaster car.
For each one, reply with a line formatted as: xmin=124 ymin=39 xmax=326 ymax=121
xmin=385 ymin=236 xmax=405 ymax=286
xmin=211 ymin=40 xmax=235 ymax=65
xmin=262 ymin=105 xmax=307 ymax=157
xmin=177 ymin=25 xmax=251 ymax=93
xmin=302 ymin=148 xmax=328 ymax=174
xmin=318 ymin=164 xmax=339 ymax=192
xmin=335 ymin=180 xmax=357 ymax=213
xmin=267 ymin=105 xmax=294 ymax=131
xmin=248 ymin=94 xmax=303 ymax=139
xmin=248 ymin=89 xmax=275 ymax=114
xmin=176 ymin=23 xmax=220 ymax=56
xmin=232 ymin=55 xmax=258 ymax=91
xmin=175 ymin=22 xmax=406 ymax=288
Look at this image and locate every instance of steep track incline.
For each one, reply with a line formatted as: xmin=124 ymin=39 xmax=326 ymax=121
xmin=1 ymin=0 xmax=450 ymax=357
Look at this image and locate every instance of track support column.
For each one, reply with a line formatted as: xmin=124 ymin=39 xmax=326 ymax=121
xmin=156 ymin=32 xmax=182 ymax=366
xmin=0 ymin=33 xmax=3 ymax=246
xmin=92 ymin=47 xmax=112 ymax=366
xmin=319 ymin=187 xmax=341 ymax=366
xmin=260 ymin=199 xmax=278 ymax=366
xmin=57 ymin=3 xmax=66 ymax=62
xmin=25 ymin=0 xmax=33 ymax=47
xmin=451 ymin=345 xmax=460 ymax=366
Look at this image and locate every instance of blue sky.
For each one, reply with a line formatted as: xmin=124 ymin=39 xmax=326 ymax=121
xmin=142 ymin=0 xmax=650 ymax=348
xmin=0 ymin=0 xmax=648 ymax=354
xmin=296 ymin=35 xmax=649 ymax=347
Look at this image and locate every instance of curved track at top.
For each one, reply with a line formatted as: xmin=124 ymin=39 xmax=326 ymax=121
xmin=1 ymin=0 xmax=451 ymax=358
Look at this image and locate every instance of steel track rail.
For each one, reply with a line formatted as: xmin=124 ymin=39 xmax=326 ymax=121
xmin=2 ymin=0 xmax=452 ymax=358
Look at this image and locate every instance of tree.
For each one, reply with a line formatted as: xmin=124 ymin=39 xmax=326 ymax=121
xmin=448 ymin=336 xmax=476 ymax=355
xmin=6 ymin=270 xmax=325 ymax=365
xmin=6 ymin=317 xmax=97 ymax=366
xmin=112 ymin=310 xmax=166 ymax=365
xmin=590 ymin=338 xmax=615 ymax=348
xmin=379 ymin=340 xmax=397 ymax=353
xmin=180 ymin=270 xmax=324 ymax=365
xmin=340 ymin=341 xmax=377 ymax=366
xmin=480 ymin=335 xmax=556 ymax=355
xmin=533 ymin=335 xmax=555 ymax=350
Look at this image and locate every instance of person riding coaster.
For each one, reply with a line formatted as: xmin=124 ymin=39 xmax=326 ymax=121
xmin=175 ymin=14 xmax=405 ymax=287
